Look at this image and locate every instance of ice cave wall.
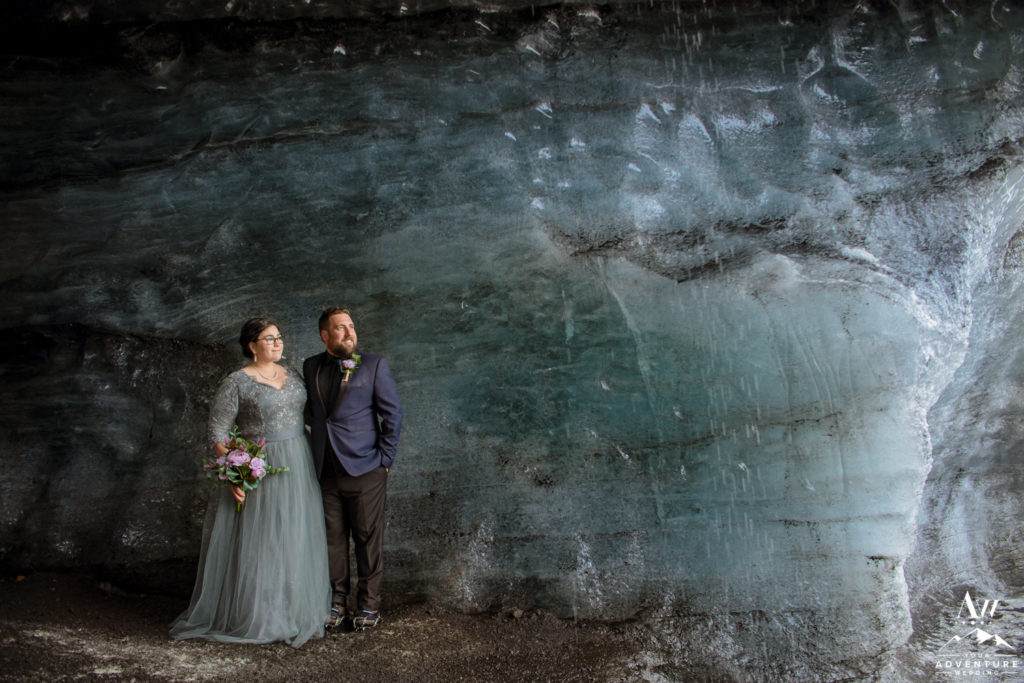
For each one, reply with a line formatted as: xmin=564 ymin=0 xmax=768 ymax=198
xmin=0 ymin=0 xmax=1022 ymax=675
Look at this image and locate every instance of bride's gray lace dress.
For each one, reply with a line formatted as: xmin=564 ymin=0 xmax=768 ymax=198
xmin=170 ymin=367 xmax=330 ymax=647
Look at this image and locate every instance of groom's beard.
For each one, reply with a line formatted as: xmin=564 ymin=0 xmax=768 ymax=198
xmin=327 ymin=340 xmax=355 ymax=357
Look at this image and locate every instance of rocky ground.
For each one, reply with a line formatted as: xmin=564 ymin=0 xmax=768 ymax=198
xmin=0 ymin=572 xmax=655 ymax=682
xmin=5 ymin=572 xmax=1023 ymax=682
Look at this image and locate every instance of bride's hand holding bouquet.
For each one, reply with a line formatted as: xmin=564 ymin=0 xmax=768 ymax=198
xmin=204 ymin=425 xmax=289 ymax=511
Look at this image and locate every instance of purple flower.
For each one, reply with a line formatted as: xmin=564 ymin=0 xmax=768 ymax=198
xmin=258 ymin=437 xmax=266 ymax=447
xmin=342 ymin=359 xmax=356 ymax=370
xmin=227 ymin=449 xmax=250 ymax=466
xmin=250 ymin=457 xmax=267 ymax=479
xmin=217 ymin=473 xmax=228 ymax=480
xmin=216 ymin=455 xmax=227 ymax=466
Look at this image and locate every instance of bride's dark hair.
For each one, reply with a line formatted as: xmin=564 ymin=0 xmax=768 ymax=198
xmin=239 ymin=317 xmax=278 ymax=359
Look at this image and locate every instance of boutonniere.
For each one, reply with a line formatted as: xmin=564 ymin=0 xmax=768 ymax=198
xmin=341 ymin=353 xmax=362 ymax=383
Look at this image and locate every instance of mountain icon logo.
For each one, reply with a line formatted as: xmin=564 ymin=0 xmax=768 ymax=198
xmin=940 ymin=628 xmax=1013 ymax=651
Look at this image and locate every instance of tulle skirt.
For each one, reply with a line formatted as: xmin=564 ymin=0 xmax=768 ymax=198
xmin=170 ymin=433 xmax=330 ymax=647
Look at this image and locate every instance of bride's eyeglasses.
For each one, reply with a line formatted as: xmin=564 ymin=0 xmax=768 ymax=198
xmin=258 ymin=335 xmax=284 ymax=345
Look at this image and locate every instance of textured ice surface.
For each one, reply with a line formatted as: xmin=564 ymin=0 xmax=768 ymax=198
xmin=1 ymin=1 xmax=1023 ymax=677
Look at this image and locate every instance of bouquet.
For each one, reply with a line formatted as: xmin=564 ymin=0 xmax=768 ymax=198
xmin=203 ymin=425 xmax=289 ymax=511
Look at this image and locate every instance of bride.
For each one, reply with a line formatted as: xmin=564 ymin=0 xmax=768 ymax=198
xmin=171 ymin=317 xmax=330 ymax=647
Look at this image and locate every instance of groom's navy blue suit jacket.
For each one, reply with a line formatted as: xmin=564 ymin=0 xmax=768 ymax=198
xmin=303 ymin=350 xmax=402 ymax=479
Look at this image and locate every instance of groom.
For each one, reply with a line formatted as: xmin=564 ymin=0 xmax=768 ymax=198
xmin=304 ymin=306 xmax=402 ymax=631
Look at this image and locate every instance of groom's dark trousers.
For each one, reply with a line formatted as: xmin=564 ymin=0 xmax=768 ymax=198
xmin=320 ymin=450 xmax=388 ymax=611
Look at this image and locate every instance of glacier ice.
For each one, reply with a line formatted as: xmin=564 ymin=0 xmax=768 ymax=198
xmin=0 ymin=1 xmax=1023 ymax=678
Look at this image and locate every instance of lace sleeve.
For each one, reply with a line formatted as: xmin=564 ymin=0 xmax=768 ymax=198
xmin=207 ymin=373 xmax=240 ymax=446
